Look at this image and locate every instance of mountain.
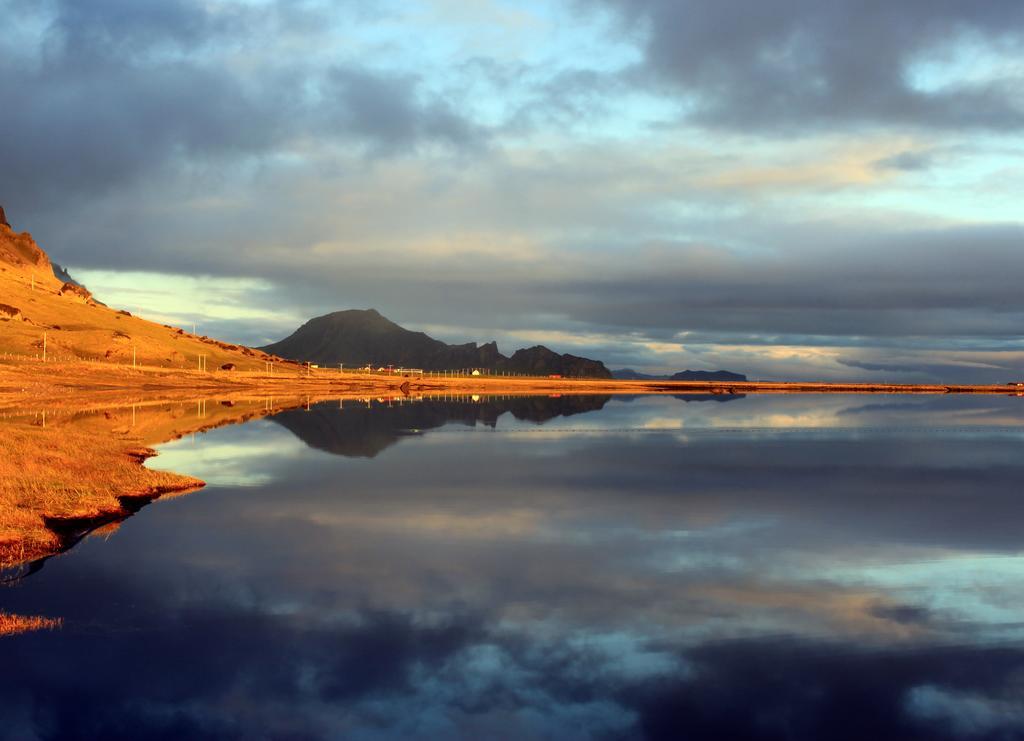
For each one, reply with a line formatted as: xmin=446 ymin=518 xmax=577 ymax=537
xmin=506 ymin=345 xmax=610 ymax=378
xmin=259 ymin=309 xmax=495 ymax=370
xmin=671 ymin=370 xmax=748 ymax=382
xmin=613 ymin=368 xmax=749 ymax=382
xmin=261 ymin=309 xmax=612 ymax=378
xmin=0 ymin=216 xmax=61 ymax=289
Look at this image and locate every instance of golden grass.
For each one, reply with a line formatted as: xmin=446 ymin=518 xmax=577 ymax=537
xmin=0 ymin=228 xmax=288 ymax=374
xmin=0 ymin=423 xmax=203 ymax=568
xmin=0 ymin=612 xmax=61 ymax=637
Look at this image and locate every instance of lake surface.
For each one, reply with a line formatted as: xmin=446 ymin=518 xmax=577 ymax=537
xmin=3 ymin=393 xmax=1024 ymax=740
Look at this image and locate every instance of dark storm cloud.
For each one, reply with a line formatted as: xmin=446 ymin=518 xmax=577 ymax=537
xmin=45 ymin=0 xmax=239 ymax=52
xmin=539 ymin=224 xmax=1024 ymax=340
xmin=590 ymin=0 xmax=1024 ymax=131
xmin=2 ymin=0 xmax=1020 ymax=381
xmin=234 ymin=222 xmax=1023 ymax=355
xmin=0 ymin=0 xmax=483 ymax=213
xmin=156 ymin=221 xmax=1018 ymax=350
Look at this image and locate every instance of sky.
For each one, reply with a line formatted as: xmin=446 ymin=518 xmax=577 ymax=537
xmin=1 ymin=0 xmax=1022 ymax=381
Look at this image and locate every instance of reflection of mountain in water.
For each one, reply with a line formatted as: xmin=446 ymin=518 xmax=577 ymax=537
xmin=674 ymin=394 xmax=746 ymax=403
xmin=271 ymin=396 xmax=611 ymax=458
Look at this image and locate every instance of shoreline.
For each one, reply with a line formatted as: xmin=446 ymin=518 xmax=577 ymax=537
xmin=1 ymin=360 xmax=1021 ymax=577
xmin=0 ymin=392 xmax=320 ymax=574
xmin=2 ymin=359 xmax=1021 ymax=408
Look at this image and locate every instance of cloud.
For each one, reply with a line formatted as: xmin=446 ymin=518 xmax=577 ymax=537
xmin=839 ymin=359 xmax=935 ymax=374
xmin=1 ymin=0 xmax=1022 ymax=380
xmin=0 ymin=0 xmax=484 ymax=213
xmin=873 ymin=150 xmax=936 ymax=172
xmin=324 ymin=66 xmax=487 ymax=153
xmin=51 ymin=170 xmax=1024 ymax=379
xmin=589 ymin=0 xmax=1024 ymax=132
xmin=907 ymin=684 xmax=1024 ymax=739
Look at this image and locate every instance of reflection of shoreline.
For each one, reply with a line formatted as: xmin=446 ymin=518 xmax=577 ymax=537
xmin=0 ymin=393 xmax=332 ymax=575
xmin=0 ymin=392 xmax=610 ymax=576
xmin=7 ymin=398 xmax=1024 ymax=735
xmin=8 ymin=406 xmax=1024 ymax=734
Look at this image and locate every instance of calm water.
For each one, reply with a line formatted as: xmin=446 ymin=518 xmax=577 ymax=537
xmin=3 ymin=394 xmax=1024 ymax=740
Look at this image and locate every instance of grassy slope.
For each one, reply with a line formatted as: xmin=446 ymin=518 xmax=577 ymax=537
xmin=0 ymin=225 xmax=291 ymax=578
xmin=0 ymin=223 xmax=279 ymax=371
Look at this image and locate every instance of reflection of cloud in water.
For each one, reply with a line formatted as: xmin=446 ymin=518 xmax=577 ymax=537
xmin=5 ymin=394 xmax=1024 ymax=739
xmin=826 ymin=555 xmax=1024 ymax=640
xmin=142 ymin=417 xmax=1024 ymax=646
xmin=153 ymin=421 xmax=305 ymax=485
xmin=631 ymin=393 xmax=1024 ymax=430
xmin=3 ymin=587 xmax=1024 ymax=740
xmin=907 ymin=685 xmax=1024 ymax=740
xmin=640 ymin=416 xmax=686 ymax=430
xmin=305 ymin=510 xmax=545 ymax=539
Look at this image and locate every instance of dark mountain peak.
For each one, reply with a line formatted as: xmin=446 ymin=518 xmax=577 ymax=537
xmin=509 ymin=345 xmax=610 ymax=378
xmin=671 ymin=369 xmax=748 ymax=382
xmin=319 ymin=308 xmax=391 ymax=326
xmin=260 ymin=310 xmax=611 ymax=377
xmin=514 ymin=344 xmax=556 ymax=357
xmin=614 ymin=368 xmax=749 ymax=381
xmin=0 ymin=205 xmax=8 ymax=228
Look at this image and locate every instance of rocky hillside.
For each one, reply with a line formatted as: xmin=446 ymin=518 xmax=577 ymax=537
xmin=0 ymin=207 xmax=275 ymax=371
xmin=506 ymin=345 xmax=610 ymax=378
xmin=262 ymin=309 xmax=612 ymax=378
xmin=0 ymin=215 xmax=61 ymax=290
